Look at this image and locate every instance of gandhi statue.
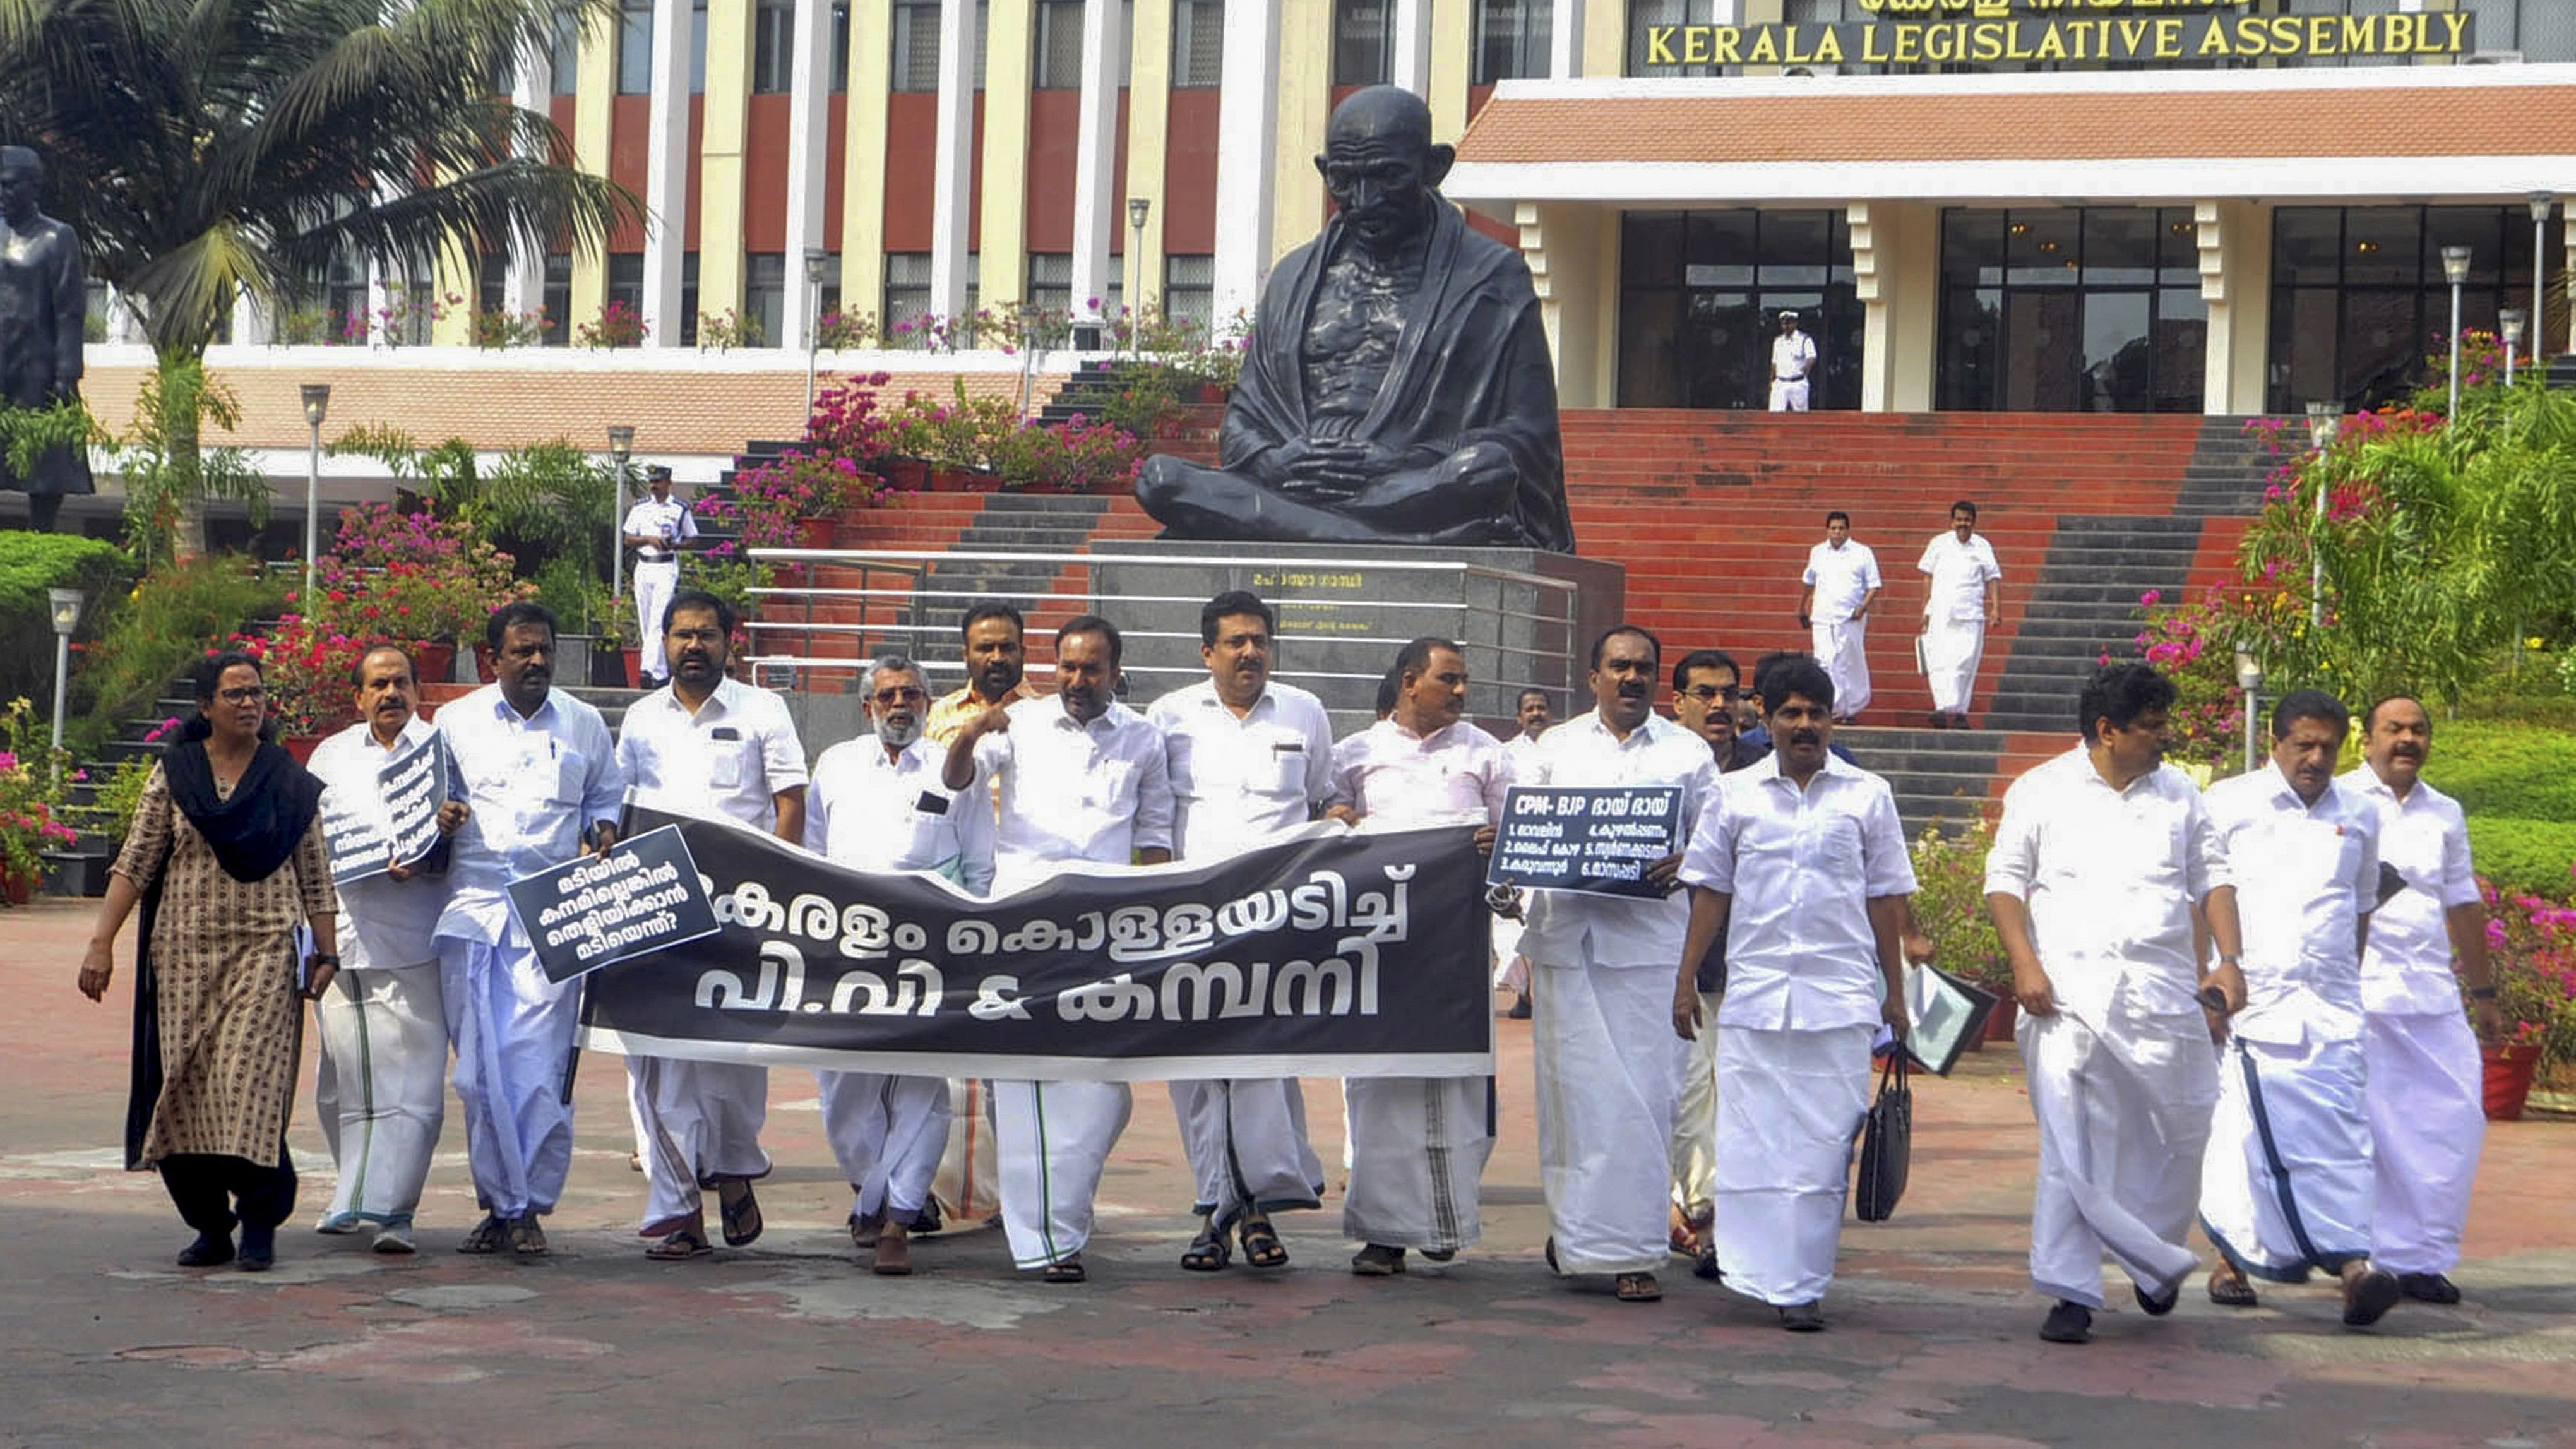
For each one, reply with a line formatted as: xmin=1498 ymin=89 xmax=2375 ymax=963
xmin=1135 ymin=86 xmax=1573 ymax=552
xmin=0 ymin=146 xmax=93 ymax=532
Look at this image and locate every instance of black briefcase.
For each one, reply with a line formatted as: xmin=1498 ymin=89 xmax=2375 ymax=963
xmin=1854 ymin=1051 xmax=1911 ymax=1223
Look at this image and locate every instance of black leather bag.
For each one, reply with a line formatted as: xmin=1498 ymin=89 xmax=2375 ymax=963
xmin=1854 ymin=1051 xmax=1912 ymax=1223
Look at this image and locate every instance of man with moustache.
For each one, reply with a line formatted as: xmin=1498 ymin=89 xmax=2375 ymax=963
xmin=805 ymin=654 xmax=994 ymax=1275
xmin=2199 ymin=690 xmax=2400 ymax=1328
xmin=1984 ymin=662 xmax=2246 ymax=1345
xmin=1148 ymin=590 xmax=1335 ymax=1274
xmin=1673 ymin=654 xmax=1914 ymax=1331
xmin=2346 ymin=696 xmax=2500 ymax=1306
xmin=309 ymin=645 xmax=470 ymax=1253
xmin=1493 ymin=686 xmax=1555 ymax=1019
xmin=1522 ymin=626 xmax=1716 ymax=1304
xmin=435 ymin=602 xmax=626 ymax=1256
xmin=943 ymin=614 xmax=1174 ymax=1282
xmin=1327 ymin=636 xmax=1515 ymax=1276
xmin=927 ymin=602 xmax=1043 ymax=746
xmin=1798 ymin=513 xmax=1880 ymax=723
xmin=1916 ymin=500 xmax=2003 ymax=730
xmin=615 ymin=590 xmax=809 ymax=1260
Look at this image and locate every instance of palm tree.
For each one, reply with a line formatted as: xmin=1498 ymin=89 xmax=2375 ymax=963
xmin=0 ymin=0 xmax=641 ymax=549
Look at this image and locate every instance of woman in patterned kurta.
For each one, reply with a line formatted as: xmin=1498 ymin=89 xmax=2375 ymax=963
xmin=78 ymin=652 xmax=338 ymax=1270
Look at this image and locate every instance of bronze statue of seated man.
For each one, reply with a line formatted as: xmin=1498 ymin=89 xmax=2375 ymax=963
xmin=1135 ymin=86 xmax=1573 ymax=553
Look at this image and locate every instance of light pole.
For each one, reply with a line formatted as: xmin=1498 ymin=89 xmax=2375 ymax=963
xmin=2530 ymin=191 xmax=2553 ymax=360
xmin=1016 ymin=301 xmax=1042 ymax=416
xmin=2233 ymin=644 xmax=2263 ymax=778
xmin=299 ymin=383 xmax=330 ymax=601
xmin=47 ymin=587 xmax=81 ymax=782
xmin=607 ymin=424 xmax=635 ymax=605
xmin=2305 ymin=401 xmax=2340 ymax=628
xmin=802 ymin=247 xmax=829 ymax=421
xmin=2442 ymin=245 xmax=2472 ymax=419
xmin=2501 ymin=307 xmax=2527 ymax=385
xmin=1126 ymin=196 xmax=1152 ymax=358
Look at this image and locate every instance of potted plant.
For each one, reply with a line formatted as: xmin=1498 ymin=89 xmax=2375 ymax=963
xmin=224 ymin=620 xmax=364 ymax=759
xmin=0 ymin=697 xmax=76 ymax=903
xmin=2483 ymin=876 xmax=2576 ymax=1120
xmin=316 ymin=504 xmax=530 ymax=669
xmin=588 ymin=581 xmax=643 ymax=688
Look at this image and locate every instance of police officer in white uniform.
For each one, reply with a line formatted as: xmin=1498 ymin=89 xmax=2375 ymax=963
xmin=622 ymin=465 xmax=696 ymax=686
xmin=1768 ymin=311 xmax=1818 ymax=412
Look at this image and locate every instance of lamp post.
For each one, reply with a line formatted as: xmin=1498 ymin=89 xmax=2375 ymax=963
xmin=607 ymin=425 xmax=635 ymax=605
xmin=2233 ymin=645 xmax=2263 ymax=778
xmin=2530 ymin=191 xmax=2553 ymax=360
xmin=47 ymin=587 xmax=81 ymax=782
xmin=2305 ymin=401 xmax=2340 ymax=628
xmin=2442 ymin=245 xmax=2472 ymax=419
xmin=299 ymin=384 xmax=330 ymax=601
xmin=2501 ymin=307 xmax=2527 ymax=385
xmin=1126 ymin=196 xmax=1152 ymax=358
xmin=1017 ymin=301 xmax=1042 ymax=416
xmin=802 ymin=247 xmax=830 ymax=420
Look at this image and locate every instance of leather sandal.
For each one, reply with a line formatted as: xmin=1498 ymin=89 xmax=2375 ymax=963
xmin=2207 ymin=1264 xmax=2260 ymax=1308
xmin=871 ymin=1222 xmax=913 ymax=1277
xmin=1237 ymin=1216 xmax=1289 ymax=1270
xmin=1615 ymin=1272 xmax=1662 ymax=1303
xmin=1181 ymin=1222 xmax=1231 ymax=1272
xmin=645 ymin=1229 xmax=712 ymax=1261
xmin=1042 ymin=1256 xmax=1086 ymax=1284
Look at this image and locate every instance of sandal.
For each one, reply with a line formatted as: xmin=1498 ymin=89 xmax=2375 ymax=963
xmin=871 ymin=1223 xmax=913 ymax=1277
xmin=2207 ymin=1265 xmax=2260 ymax=1308
xmin=645 ymin=1229 xmax=712 ymax=1261
xmin=456 ymin=1213 xmax=507 ymax=1256
xmin=1042 ymin=1256 xmax=1086 ymax=1284
xmin=1237 ymin=1216 xmax=1289 ymax=1270
xmin=1181 ymin=1222 xmax=1231 ymax=1272
xmin=1615 ymin=1272 xmax=1663 ymax=1303
xmin=717 ymin=1179 xmax=763 ymax=1248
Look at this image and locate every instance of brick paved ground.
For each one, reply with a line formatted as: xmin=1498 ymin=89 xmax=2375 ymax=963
xmin=4 ymin=897 xmax=2572 ymax=1448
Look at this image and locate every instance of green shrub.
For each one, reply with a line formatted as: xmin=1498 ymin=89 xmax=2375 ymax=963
xmin=2464 ymin=818 xmax=2576 ymax=898
xmin=0 ymin=533 xmax=131 ymax=711
xmin=2421 ymin=719 xmax=2576 ymax=825
xmin=75 ymin=554 xmax=285 ymax=751
xmin=1907 ymin=813 xmax=2011 ymax=994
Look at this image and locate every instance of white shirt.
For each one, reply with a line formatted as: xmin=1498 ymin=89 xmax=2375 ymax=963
xmin=311 ymin=715 xmax=448 ymax=971
xmin=1504 ymin=732 xmax=1546 ymax=777
xmin=616 ymin=677 xmax=809 ymax=833
xmin=1517 ymin=711 xmax=1720 ymax=968
xmin=435 ymin=684 xmax=626 ymax=944
xmin=1771 ymin=330 xmax=1817 ymax=382
xmin=1917 ymin=532 xmax=2002 ymax=625
xmin=622 ymin=494 xmax=695 ymax=563
xmin=806 ymin=734 xmax=994 ymax=895
xmin=1680 ymin=751 xmax=1916 ymax=1032
xmin=2345 ymin=769 xmax=2481 ymax=1018
xmin=1148 ymin=679 xmax=1334 ymax=859
xmin=1983 ymin=746 xmax=2229 ymax=1025
xmin=2203 ymin=765 xmax=2382 ymax=1045
xmin=1327 ymin=717 xmax=1515 ymax=830
xmin=1803 ymin=539 xmax=1881 ymax=623
xmin=972 ymin=695 xmax=1176 ymax=880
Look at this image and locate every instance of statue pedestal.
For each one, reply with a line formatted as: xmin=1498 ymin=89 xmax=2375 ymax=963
xmin=1089 ymin=541 xmax=1624 ymax=732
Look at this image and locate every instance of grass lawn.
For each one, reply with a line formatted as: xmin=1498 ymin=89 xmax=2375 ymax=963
xmin=2421 ymin=715 xmax=2576 ymax=897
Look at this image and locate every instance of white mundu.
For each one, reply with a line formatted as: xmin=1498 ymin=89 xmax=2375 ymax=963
xmin=1328 ymin=717 xmax=1515 ymax=1256
xmin=805 ymin=732 xmax=993 ymax=1231
xmin=1916 ymin=531 xmax=2001 ymax=716
xmin=1804 ymin=539 xmax=1880 ymax=717
xmin=623 ymin=492 xmax=695 ymax=678
xmin=1984 ymin=746 xmax=2230 ymax=1309
xmin=1150 ymin=679 xmax=1334 ymax=1237
xmin=2346 ymin=768 xmax=2486 ymax=1279
xmin=615 ymin=677 xmax=809 ymax=1242
xmin=309 ymin=714 xmax=450 ymax=1237
xmin=2199 ymin=767 xmax=2383 ymax=1284
xmin=1681 ymin=752 xmax=1915 ymax=1309
xmin=972 ymin=694 xmax=1175 ymax=1270
xmin=1519 ymin=711 xmax=1717 ymax=1279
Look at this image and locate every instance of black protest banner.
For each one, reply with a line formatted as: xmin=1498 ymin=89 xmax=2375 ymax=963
xmin=575 ymin=806 xmax=1494 ymax=1082
xmin=319 ymin=732 xmax=458 ymax=886
xmin=508 ymin=824 xmax=723 ymax=981
xmin=1485 ymin=785 xmax=1681 ymax=899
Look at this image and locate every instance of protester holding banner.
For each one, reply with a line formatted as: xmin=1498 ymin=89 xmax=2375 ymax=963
xmin=435 ymin=602 xmax=626 ymax=1257
xmin=1519 ymin=626 xmax=1717 ymax=1305
xmin=1672 ymin=653 xmax=1914 ymax=1332
xmin=805 ymin=653 xmax=993 ymax=1275
xmin=614 ymin=590 xmax=809 ymax=1261
xmin=1148 ymin=590 xmax=1335 ymax=1275
xmin=943 ymin=614 xmax=1174 ymax=1283
xmin=309 ymin=645 xmax=469 ymax=1254
xmin=1327 ymin=636 xmax=1515 ymax=1277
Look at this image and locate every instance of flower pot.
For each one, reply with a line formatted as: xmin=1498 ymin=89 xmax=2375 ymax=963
xmin=281 ymin=733 xmax=324 ymax=765
xmin=2483 ymin=1042 xmax=2541 ymax=1122
xmin=590 ymin=645 xmax=633 ymax=689
xmin=553 ymin=635 xmax=593 ymax=686
xmin=40 ymin=849 xmax=112 ymax=898
xmin=1196 ymin=383 xmax=1229 ymax=405
xmin=410 ymin=641 xmax=456 ymax=684
xmin=796 ymin=516 xmax=838 ymax=549
xmin=883 ymin=458 xmax=929 ymax=494
xmin=925 ymin=467 xmax=966 ymax=493
xmin=962 ymin=470 xmax=1003 ymax=494
xmin=472 ymin=642 xmax=497 ymax=683
xmin=1983 ymin=996 xmax=2019 ymax=1043
xmin=0 ymin=866 xmax=30 ymax=907
xmin=623 ymin=647 xmax=644 ymax=689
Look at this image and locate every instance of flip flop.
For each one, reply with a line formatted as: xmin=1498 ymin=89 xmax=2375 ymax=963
xmin=645 ymin=1229 xmax=711 ymax=1261
xmin=717 ymin=1179 xmax=763 ymax=1248
xmin=1042 ymin=1256 xmax=1086 ymax=1284
xmin=1615 ymin=1272 xmax=1662 ymax=1303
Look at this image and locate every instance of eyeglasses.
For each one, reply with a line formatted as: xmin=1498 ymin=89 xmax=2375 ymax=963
xmin=217 ymin=686 xmax=268 ymax=703
xmin=1681 ymin=685 xmax=1747 ymax=703
xmin=871 ymin=686 xmax=927 ymax=706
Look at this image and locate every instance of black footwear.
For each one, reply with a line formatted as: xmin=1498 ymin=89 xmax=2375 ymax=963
xmin=2134 ymin=1279 xmax=2180 ymax=1317
xmin=2039 ymin=1300 xmax=2092 ymax=1344
xmin=457 ymin=1212 xmax=508 ymax=1255
xmin=1928 ymin=712 xmax=1948 ymax=729
xmin=914 ymin=1196 xmax=945 ymax=1236
xmin=2397 ymin=1272 xmax=2462 ymax=1304
xmin=1180 ymin=1220 xmax=1231 ymax=1272
xmin=176 ymin=1232 xmax=234 ymax=1268
xmin=1351 ymin=1243 xmax=1406 ymax=1277
xmin=1506 ymin=993 xmax=1532 ymax=1020
xmin=1777 ymin=1301 xmax=1826 ymax=1332
xmin=1419 ymin=1246 xmax=1457 ymax=1263
xmin=2206 ymin=1265 xmax=2259 ymax=1307
xmin=1693 ymin=1244 xmax=1722 ymax=1282
xmin=237 ymin=1224 xmax=276 ymax=1272
xmin=2342 ymin=1266 xmax=2402 ymax=1328
xmin=1041 ymin=1256 xmax=1086 ymax=1284
xmin=505 ymin=1215 xmax=549 ymax=1256
xmin=1542 ymin=1237 xmax=1559 ymax=1272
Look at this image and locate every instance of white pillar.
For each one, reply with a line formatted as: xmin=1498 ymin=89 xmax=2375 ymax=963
xmin=928 ymin=0 xmax=975 ymax=322
xmin=1391 ymin=0 xmax=1431 ymax=95
xmin=1068 ymin=0 xmax=1123 ymax=324
xmin=779 ymin=0 xmax=833 ymax=349
xmin=506 ymin=47 xmax=552 ymax=319
xmin=1212 ymin=0 xmax=1280 ymax=323
xmin=642 ymin=0 xmax=695 ymax=346
xmin=1547 ymin=0 xmax=1585 ymax=78
xmin=233 ymin=290 xmax=267 ymax=347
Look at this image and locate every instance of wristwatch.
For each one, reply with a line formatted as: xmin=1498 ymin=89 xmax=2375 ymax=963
xmin=2466 ymin=985 xmax=2498 ymax=1000
xmin=2217 ymin=953 xmax=2242 ymax=966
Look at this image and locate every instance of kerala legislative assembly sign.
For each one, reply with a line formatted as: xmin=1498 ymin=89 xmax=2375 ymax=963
xmin=1641 ymin=0 xmax=2473 ymax=68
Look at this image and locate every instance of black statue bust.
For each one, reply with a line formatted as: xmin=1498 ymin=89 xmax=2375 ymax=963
xmin=0 ymin=145 xmax=93 ymax=533
xmin=1135 ymin=86 xmax=1573 ymax=552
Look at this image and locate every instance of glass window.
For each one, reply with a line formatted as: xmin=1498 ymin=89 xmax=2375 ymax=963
xmin=1941 ymin=210 xmax=2004 ymax=285
xmin=753 ymin=0 xmax=794 ymax=92
xmin=1035 ymin=0 xmax=1084 ymax=88
xmin=1937 ymin=208 xmax=2205 ymax=412
xmin=2274 ymin=208 xmax=2343 ymax=287
xmin=2158 ymin=209 xmax=2199 ymax=286
xmin=478 ymin=254 xmax=506 ymax=319
xmin=2525 ymin=0 xmax=2576 ymax=62
xmin=1626 ymin=0 xmax=1720 ymax=78
xmin=618 ymin=0 xmax=653 ymax=93
xmin=609 ymin=254 xmax=646 ymax=319
xmin=1028 ymin=252 xmax=1072 ymax=314
xmin=2263 ymin=205 xmax=2538 ymax=413
xmin=2343 ymin=206 xmax=2419 ymax=286
xmin=746 ymin=252 xmax=785 ymax=345
xmin=1618 ymin=208 xmax=1858 ymax=410
xmin=1172 ymin=0 xmax=1222 ymax=86
xmin=1621 ymin=212 xmax=1686 ymax=289
xmin=681 ymin=252 xmax=701 ymax=345
xmin=1333 ymin=0 xmax=1391 ymax=85
xmin=542 ymin=253 xmax=572 ymax=346
xmin=891 ymin=0 xmax=939 ymax=90
xmin=1472 ymin=0 xmax=1551 ymax=83
xmin=2082 ymin=209 xmax=2158 ymax=288
xmin=2005 ymin=212 xmax=2080 ymax=288
xmin=885 ymin=252 xmax=933 ymax=337
xmin=1165 ymin=254 xmax=1214 ymax=335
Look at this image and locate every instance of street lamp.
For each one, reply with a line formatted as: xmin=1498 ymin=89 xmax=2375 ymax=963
xmin=1016 ymin=301 xmax=1042 ymax=416
xmin=802 ymin=247 xmax=830 ymax=420
xmin=2501 ymin=307 xmax=2527 ymax=385
xmin=2530 ymin=192 xmax=2553 ymax=359
xmin=299 ymin=383 xmax=330 ymax=601
xmin=607 ymin=424 xmax=635 ymax=605
xmin=1126 ymin=196 xmax=1152 ymax=359
xmin=2305 ymin=402 xmax=2340 ymax=628
xmin=2233 ymin=645 xmax=2264 ymax=778
xmin=2442 ymin=245 xmax=2473 ymax=419
xmin=47 ymin=587 xmax=81 ymax=780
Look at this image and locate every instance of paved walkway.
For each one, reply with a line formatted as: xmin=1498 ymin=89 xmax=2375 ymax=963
xmin=4 ymin=898 xmax=2573 ymax=1448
